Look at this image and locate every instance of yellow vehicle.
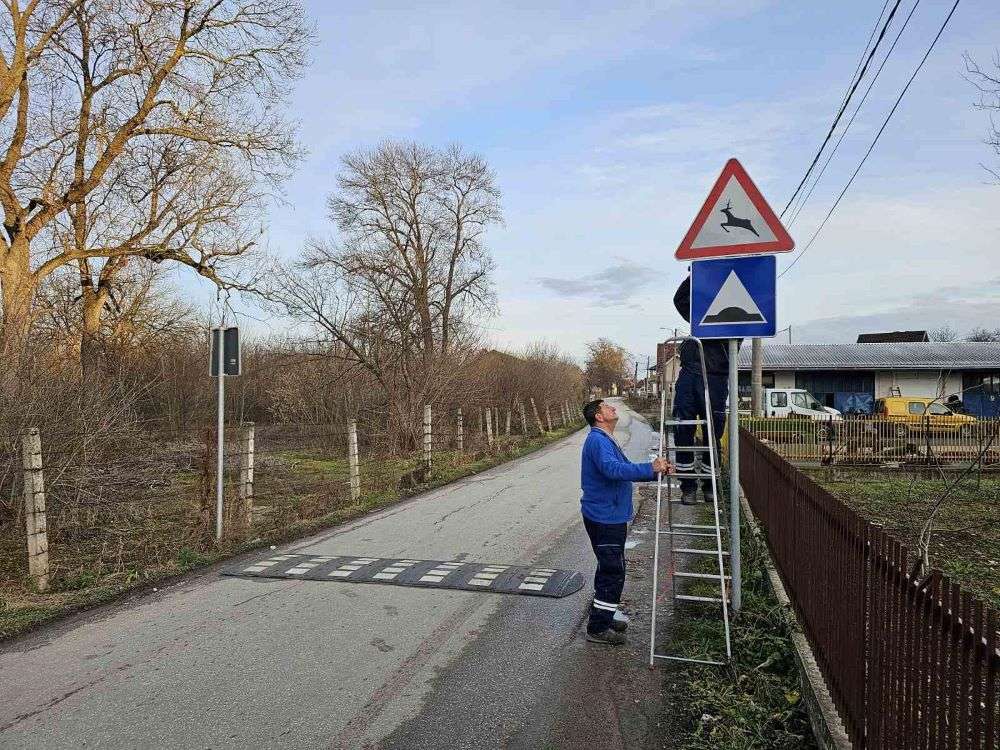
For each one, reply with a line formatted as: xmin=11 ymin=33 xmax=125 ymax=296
xmin=873 ymin=397 xmax=977 ymax=438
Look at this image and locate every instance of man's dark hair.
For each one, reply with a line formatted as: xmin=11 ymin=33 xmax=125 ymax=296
xmin=583 ymin=399 xmax=604 ymax=427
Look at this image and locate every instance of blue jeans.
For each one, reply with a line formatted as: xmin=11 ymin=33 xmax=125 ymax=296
xmin=672 ymin=367 xmax=728 ymax=493
xmin=583 ymin=516 xmax=627 ymax=633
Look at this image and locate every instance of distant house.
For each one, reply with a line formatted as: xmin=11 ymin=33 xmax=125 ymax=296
xmin=736 ymin=342 xmax=1000 ymax=416
xmin=856 ymin=330 xmax=929 ymax=343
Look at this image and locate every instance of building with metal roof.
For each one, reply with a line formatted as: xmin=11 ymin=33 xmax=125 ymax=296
xmin=734 ymin=342 xmax=1000 ymax=416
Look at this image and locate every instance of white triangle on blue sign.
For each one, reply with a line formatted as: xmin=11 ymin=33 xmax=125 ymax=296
xmin=700 ymin=270 xmax=765 ymax=325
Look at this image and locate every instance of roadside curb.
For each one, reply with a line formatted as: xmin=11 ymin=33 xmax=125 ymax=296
xmin=739 ymin=490 xmax=852 ymax=750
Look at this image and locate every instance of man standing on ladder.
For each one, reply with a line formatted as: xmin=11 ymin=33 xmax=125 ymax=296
xmin=672 ymin=274 xmax=737 ymax=505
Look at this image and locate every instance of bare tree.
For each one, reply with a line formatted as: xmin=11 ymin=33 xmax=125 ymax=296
xmin=269 ymin=141 xmax=503 ymax=445
xmin=326 ymin=141 xmax=501 ymax=359
xmin=0 ymin=0 xmax=311 ymax=354
xmin=966 ymin=326 xmax=1000 ymax=342
xmin=930 ymin=325 xmax=958 ymax=342
xmin=35 ymin=263 xmax=198 ymax=358
xmin=964 ymin=52 xmax=1000 ymax=181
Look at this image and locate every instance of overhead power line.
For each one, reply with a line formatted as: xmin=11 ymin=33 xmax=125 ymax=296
xmin=785 ymin=0 xmax=893 ymax=221
xmin=778 ymin=0 xmax=963 ymax=280
xmin=787 ymin=0 xmax=923 ymax=229
xmin=780 ymin=0 xmax=904 ymax=219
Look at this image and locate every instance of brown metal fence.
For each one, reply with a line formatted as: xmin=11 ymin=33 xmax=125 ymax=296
xmin=740 ymin=428 xmax=1000 ymax=749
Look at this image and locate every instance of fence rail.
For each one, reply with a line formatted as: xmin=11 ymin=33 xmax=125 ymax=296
xmin=740 ymin=428 xmax=999 ymax=749
xmin=742 ymin=416 xmax=1000 ymax=467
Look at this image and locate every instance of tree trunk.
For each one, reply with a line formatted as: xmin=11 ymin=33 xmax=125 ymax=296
xmin=80 ymin=285 xmax=109 ymax=381
xmin=0 ymin=236 xmax=36 ymax=356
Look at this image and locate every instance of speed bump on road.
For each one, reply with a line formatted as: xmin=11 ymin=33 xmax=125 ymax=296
xmin=221 ymin=554 xmax=585 ymax=598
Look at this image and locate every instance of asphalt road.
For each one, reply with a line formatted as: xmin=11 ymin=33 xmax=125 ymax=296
xmin=0 ymin=399 xmax=665 ymax=750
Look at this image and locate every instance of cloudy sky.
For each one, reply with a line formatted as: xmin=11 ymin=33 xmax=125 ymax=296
xmin=205 ymin=0 xmax=1000 ymax=364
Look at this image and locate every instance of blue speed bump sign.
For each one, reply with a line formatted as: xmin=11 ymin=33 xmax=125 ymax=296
xmin=691 ymin=255 xmax=776 ymax=339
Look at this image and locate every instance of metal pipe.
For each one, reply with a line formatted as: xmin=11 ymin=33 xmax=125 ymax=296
xmin=728 ymin=338 xmax=741 ymax=614
xmin=216 ymin=327 xmax=225 ymax=541
xmin=649 ymin=388 xmax=666 ymax=667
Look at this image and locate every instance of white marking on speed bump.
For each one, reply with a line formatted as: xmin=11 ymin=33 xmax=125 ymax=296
xmin=519 ymin=583 xmax=544 ymax=591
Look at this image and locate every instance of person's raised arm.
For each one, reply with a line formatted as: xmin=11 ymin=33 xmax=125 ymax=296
xmin=593 ymin=439 xmax=656 ymax=482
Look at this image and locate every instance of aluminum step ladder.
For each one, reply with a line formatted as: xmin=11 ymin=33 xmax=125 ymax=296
xmin=649 ymin=337 xmax=733 ymax=667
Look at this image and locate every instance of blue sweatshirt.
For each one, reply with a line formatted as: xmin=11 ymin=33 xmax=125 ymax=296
xmin=580 ymin=428 xmax=656 ymax=524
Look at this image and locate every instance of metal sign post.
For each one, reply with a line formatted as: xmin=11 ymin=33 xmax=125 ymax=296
xmin=215 ymin=328 xmax=225 ymax=541
xmin=727 ymin=339 xmax=741 ymax=613
xmin=210 ymin=326 xmax=241 ymax=541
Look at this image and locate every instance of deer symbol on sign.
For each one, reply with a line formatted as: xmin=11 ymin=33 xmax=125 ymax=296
xmin=719 ymin=200 xmax=759 ymax=236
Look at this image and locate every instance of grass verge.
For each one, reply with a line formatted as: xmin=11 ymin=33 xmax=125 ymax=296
xmin=810 ymin=468 xmax=1000 ymax=608
xmin=662 ymin=506 xmax=817 ymax=750
xmin=0 ymin=423 xmax=584 ymax=642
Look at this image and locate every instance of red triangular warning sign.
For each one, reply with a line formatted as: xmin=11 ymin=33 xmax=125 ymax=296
xmin=675 ymin=159 xmax=794 ymax=260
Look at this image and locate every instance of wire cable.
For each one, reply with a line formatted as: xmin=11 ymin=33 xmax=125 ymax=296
xmin=780 ymin=0 xmax=904 ymax=218
xmin=779 ymin=0 xmax=962 ymax=280
xmin=785 ymin=0 xmax=893 ymax=220
xmin=788 ymin=0 xmax=923 ymax=229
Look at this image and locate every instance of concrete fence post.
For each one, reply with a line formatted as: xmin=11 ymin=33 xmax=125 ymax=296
xmin=544 ymin=404 xmax=552 ymax=432
xmin=530 ymin=398 xmax=544 ymax=433
xmin=348 ymin=419 xmax=361 ymax=501
xmin=505 ymin=408 xmax=511 ymax=437
xmin=486 ymin=406 xmax=494 ymax=446
xmin=423 ymin=404 xmax=432 ymax=469
xmin=21 ymin=428 xmax=49 ymax=592
xmin=239 ymin=423 xmax=255 ymax=528
xmin=456 ymin=408 xmax=464 ymax=452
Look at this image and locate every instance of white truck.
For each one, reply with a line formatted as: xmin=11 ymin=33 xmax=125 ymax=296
xmin=763 ymin=388 xmax=842 ymax=422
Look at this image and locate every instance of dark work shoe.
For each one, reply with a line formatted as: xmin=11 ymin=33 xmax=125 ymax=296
xmin=610 ymin=618 xmax=628 ymax=633
xmin=681 ymin=487 xmax=698 ymax=505
xmin=586 ymin=628 xmax=626 ymax=646
xmin=701 ymin=487 xmax=716 ymax=505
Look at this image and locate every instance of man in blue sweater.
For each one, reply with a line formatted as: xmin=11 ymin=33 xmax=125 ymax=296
xmin=580 ymin=399 xmax=671 ymax=645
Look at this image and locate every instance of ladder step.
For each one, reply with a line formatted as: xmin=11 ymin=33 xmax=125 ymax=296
xmin=653 ymin=654 xmax=726 ymax=666
xmin=672 ymin=524 xmax=719 ymax=530
xmin=675 ymin=548 xmax=729 ymax=556
xmin=659 ymin=530 xmax=716 ymax=537
xmin=670 ymin=446 xmax=715 ymax=451
xmin=670 ymin=473 xmax=717 ymax=480
xmin=674 ymin=572 xmax=731 ymax=580
xmin=662 ymin=419 xmax=707 ymax=426
xmin=675 ymin=594 xmax=726 ymax=604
